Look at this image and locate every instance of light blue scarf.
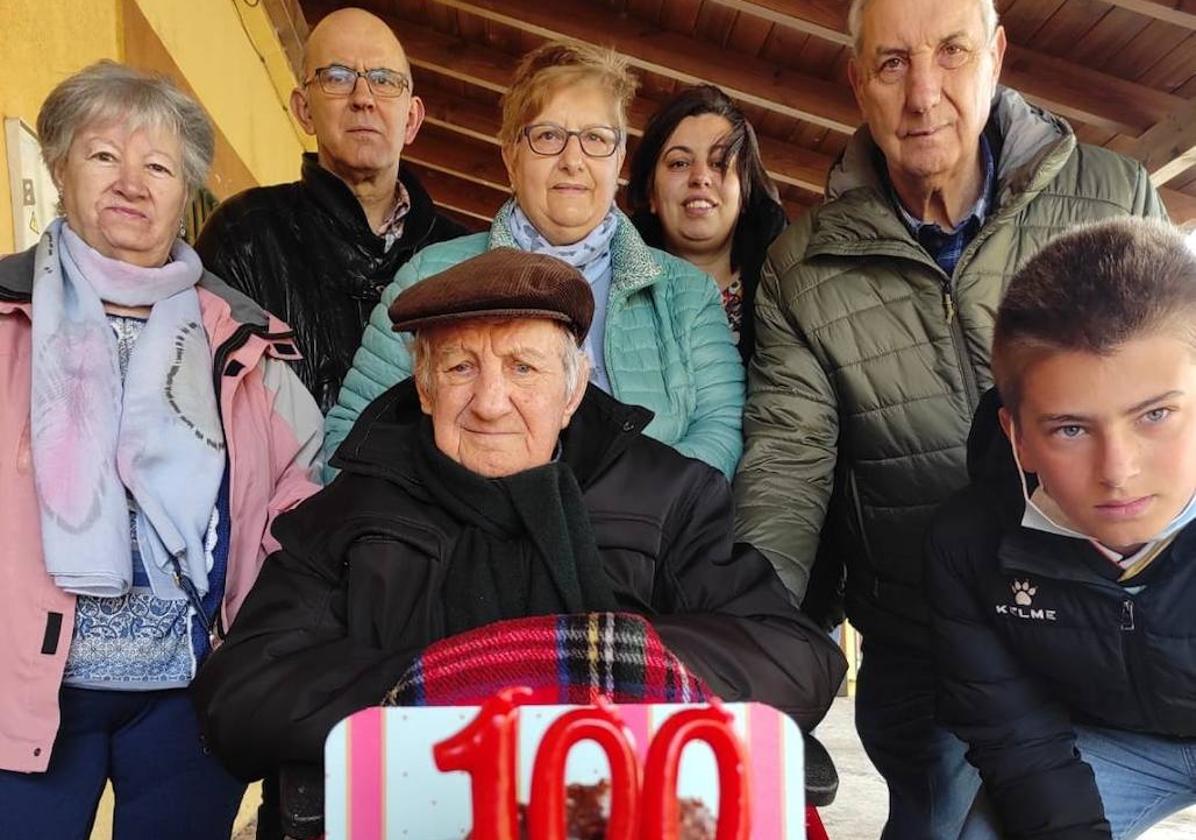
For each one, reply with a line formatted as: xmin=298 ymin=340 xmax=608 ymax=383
xmin=506 ymin=202 xmax=618 ymax=392
xmin=30 ymin=219 xmax=225 ymax=600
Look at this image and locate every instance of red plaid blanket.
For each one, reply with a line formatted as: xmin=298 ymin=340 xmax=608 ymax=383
xmin=384 ymin=612 xmax=709 ymax=706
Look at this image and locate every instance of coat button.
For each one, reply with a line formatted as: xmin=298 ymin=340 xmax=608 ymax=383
xmin=622 ymin=421 xmax=634 ymax=432
xmin=33 ymin=747 xmax=41 ymax=757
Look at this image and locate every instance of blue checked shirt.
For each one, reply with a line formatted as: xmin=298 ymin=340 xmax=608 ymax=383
xmin=893 ymin=135 xmax=996 ymax=277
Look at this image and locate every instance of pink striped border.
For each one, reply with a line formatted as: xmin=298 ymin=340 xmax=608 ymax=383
xmin=748 ymin=704 xmax=784 ymax=839
xmin=348 ymin=706 xmax=385 ymax=840
xmin=619 ymin=703 xmax=653 ymax=763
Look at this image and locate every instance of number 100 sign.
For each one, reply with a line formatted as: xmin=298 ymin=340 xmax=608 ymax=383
xmin=325 ymin=690 xmax=808 ymax=839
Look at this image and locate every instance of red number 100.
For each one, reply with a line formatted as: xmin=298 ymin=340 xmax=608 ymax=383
xmin=433 ymin=687 xmax=751 ymax=840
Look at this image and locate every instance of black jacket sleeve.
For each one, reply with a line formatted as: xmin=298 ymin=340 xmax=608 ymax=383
xmin=192 ymin=523 xmax=442 ymax=781
xmin=650 ymin=466 xmax=847 ymax=731
xmin=193 ymin=198 xmax=265 ymax=302
xmin=926 ymin=504 xmax=1111 ymax=840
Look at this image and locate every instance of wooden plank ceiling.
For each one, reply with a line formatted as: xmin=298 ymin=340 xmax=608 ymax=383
xmin=283 ymin=0 xmax=1196 ymax=228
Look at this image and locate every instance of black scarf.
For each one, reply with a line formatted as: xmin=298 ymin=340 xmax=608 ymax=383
xmin=412 ymin=420 xmax=619 ymax=635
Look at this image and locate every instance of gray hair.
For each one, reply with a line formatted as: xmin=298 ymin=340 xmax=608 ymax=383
xmin=37 ymin=60 xmax=214 ymax=197
xmin=410 ymin=319 xmax=588 ymax=399
xmin=847 ymin=0 xmax=999 ymax=55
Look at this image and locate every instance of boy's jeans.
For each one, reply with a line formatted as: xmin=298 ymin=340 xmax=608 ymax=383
xmin=962 ymin=724 xmax=1196 ymax=839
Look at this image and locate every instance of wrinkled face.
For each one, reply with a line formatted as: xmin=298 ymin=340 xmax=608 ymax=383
xmin=1002 ymin=335 xmax=1196 ymax=554
xmin=649 ymin=113 xmax=743 ymax=259
xmin=417 ymin=319 xmax=588 ymax=477
xmin=292 ymin=13 xmax=423 ymax=181
xmin=56 ymin=119 xmax=188 ymax=268
xmin=849 ymin=0 xmax=1005 ymax=189
xmin=502 ymin=81 xmax=625 ymax=246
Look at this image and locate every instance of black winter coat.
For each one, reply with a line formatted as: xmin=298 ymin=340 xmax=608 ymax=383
xmin=927 ymin=390 xmax=1196 ymax=840
xmin=193 ymin=381 xmax=845 ymax=781
xmin=194 ymin=155 xmax=466 ymax=412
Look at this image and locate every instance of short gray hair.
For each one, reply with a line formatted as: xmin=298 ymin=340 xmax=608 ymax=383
xmin=37 ymin=60 xmax=214 ymax=197
xmin=847 ymin=0 xmax=999 ymax=55
xmin=410 ymin=318 xmax=588 ymax=398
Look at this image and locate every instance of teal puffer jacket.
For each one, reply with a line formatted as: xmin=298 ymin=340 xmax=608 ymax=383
xmin=325 ymin=205 xmax=745 ymax=477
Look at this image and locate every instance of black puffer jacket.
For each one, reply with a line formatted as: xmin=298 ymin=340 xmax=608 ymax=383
xmin=194 ymin=155 xmax=466 ymax=412
xmin=927 ymin=390 xmax=1196 ymax=839
xmin=193 ymin=381 xmax=845 ymax=781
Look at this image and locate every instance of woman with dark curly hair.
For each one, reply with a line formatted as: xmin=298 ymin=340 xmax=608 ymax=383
xmin=628 ymin=84 xmax=787 ymax=360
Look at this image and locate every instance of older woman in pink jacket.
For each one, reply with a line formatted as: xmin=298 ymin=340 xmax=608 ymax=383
xmin=0 ymin=61 xmax=322 ymax=839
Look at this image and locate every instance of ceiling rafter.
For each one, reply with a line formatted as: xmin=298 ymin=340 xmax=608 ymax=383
xmin=702 ymin=0 xmax=1184 ymax=137
xmin=425 ymin=0 xmax=863 ymax=133
xmin=1102 ymin=0 xmax=1196 ymax=30
xmin=1135 ymin=95 xmax=1196 ymax=185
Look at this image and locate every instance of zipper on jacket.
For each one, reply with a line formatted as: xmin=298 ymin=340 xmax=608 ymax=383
xmin=1117 ymin=596 xmax=1161 ymax=730
xmin=207 ymin=320 xmax=293 ymax=642
xmin=942 ymin=280 xmax=980 ymax=410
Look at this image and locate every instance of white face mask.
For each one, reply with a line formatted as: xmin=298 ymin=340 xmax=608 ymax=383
xmin=1008 ymin=417 xmax=1196 ymax=556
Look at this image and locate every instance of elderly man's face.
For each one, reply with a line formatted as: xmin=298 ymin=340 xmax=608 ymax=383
xmin=849 ymin=0 xmax=1005 ymax=190
xmin=417 ymin=319 xmax=588 ymax=477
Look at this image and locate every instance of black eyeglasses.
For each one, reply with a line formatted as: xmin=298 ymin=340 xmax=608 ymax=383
xmin=304 ymin=64 xmax=410 ymax=98
xmin=521 ymin=123 xmax=622 ymax=158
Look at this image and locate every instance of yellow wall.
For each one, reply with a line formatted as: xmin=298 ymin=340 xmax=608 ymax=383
xmin=0 ymin=0 xmax=313 ymax=255
xmin=130 ymin=0 xmax=312 ymax=190
xmin=0 ymin=0 xmax=122 ymax=254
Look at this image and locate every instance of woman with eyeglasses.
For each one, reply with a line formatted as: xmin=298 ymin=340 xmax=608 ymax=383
xmin=627 ymin=84 xmax=788 ymax=362
xmin=325 ymin=41 xmax=745 ymax=478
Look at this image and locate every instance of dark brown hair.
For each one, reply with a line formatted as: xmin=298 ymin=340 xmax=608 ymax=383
xmin=993 ymin=218 xmax=1196 ymax=413
xmin=626 ymin=84 xmax=783 ymax=274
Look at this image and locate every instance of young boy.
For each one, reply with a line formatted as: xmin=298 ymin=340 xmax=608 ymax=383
xmin=927 ymin=218 xmax=1196 ymax=840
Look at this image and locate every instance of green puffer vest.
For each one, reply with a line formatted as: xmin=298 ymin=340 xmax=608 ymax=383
xmin=734 ymin=88 xmax=1166 ymax=647
xmin=325 ymin=204 xmax=745 ymax=478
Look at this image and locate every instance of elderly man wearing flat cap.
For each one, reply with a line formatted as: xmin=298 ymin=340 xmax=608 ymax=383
xmin=192 ymin=248 xmax=845 ymax=819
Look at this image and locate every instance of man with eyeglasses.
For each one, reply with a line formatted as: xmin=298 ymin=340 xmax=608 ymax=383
xmin=195 ymin=6 xmax=465 ymax=414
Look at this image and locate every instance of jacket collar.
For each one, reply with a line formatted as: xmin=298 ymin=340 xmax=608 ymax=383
xmin=487 ymin=201 xmax=665 ymax=299
xmin=331 ymin=377 xmax=654 ymax=491
xmin=300 ymin=153 xmax=438 ymax=254
xmin=809 ymin=87 xmax=1075 ymax=262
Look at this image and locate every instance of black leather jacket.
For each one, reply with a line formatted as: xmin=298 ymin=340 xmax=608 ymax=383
xmin=194 ymin=154 xmax=466 ymax=412
xmin=193 ymin=381 xmax=846 ymax=782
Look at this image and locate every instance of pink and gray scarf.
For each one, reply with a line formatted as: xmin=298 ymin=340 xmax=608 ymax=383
xmin=30 ymin=219 xmax=225 ymax=600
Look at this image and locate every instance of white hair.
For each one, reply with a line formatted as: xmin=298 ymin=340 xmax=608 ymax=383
xmin=37 ymin=60 xmax=214 ymax=197
xmin=410 ymin=318 xmax=588 ymax=398
xmin=847 ymin=0 xmax=999 ymax=55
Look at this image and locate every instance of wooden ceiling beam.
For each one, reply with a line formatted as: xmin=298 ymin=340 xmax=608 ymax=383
xmin=1134 ymin=95 xmax=1196 ymax=186
xmin=426 ymin=0 xmax=862 ymax=133
xmin=403 ymin=162 xmax=510 ymax=220
xmin=404 ymin=20 xmax=832 ymax=192
xmin=1000 ymin=45 xmax=1180 ymax=137
xmin=405 ymin=122 xmax=511 ymax=191
xmin=1160 ymin=186 xmax=1196 ymax=221
xmin=705 ymin=0 xmax=1182 ymax=137
xmin=1102 ymin=0 xmax=1196 ymax=30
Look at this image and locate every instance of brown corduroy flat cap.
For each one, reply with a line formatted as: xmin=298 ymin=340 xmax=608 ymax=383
xmin=387 ymin=247 xmax=595 ymax=344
